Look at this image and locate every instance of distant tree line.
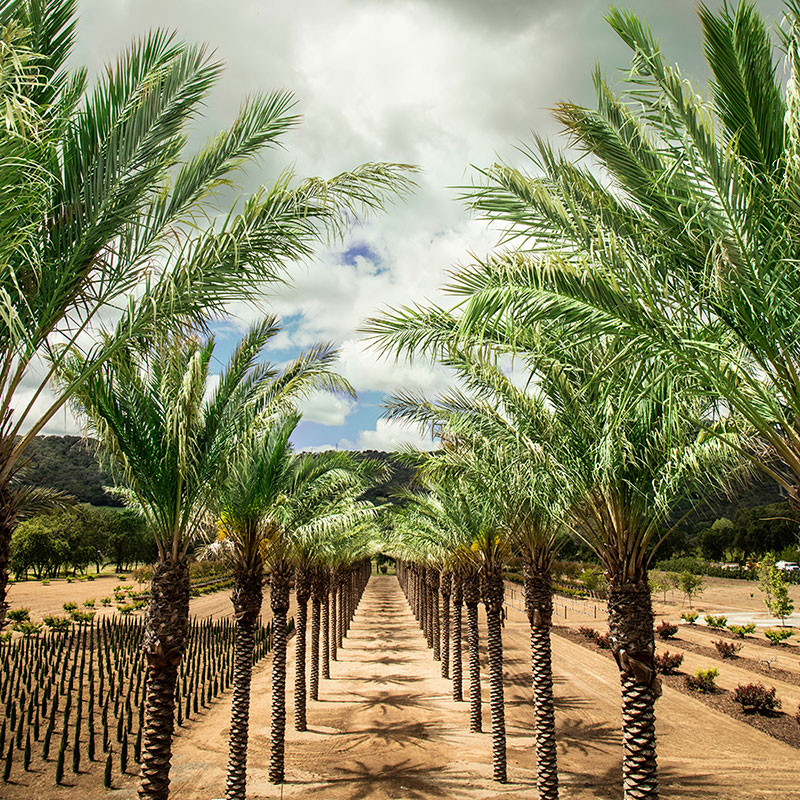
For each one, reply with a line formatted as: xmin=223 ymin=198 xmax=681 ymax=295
xmin=10 ymin=505 xmax=155 ymax=578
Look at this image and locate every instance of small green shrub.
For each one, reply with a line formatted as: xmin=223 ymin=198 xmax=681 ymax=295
xmin=6 ymin=608 xmax=30 ymax=623
xmin=41 ymin=579 xmax=50 ymax=585
xmin=705 ymin=614 xmax=728 ymax=630
xmin=727 ymin=623 xmax=756 ymax=638
xmin=100 ymin=597 xmax=112 ymax=606
xmin=0 ymin=631 xmax=11 ymax=642
xmin=733 ymin=683 xmax=781 ymax=714
xmin=62 ymin=602 xmax=77 ymax=612
xmin=86 ymin=574 xmax=95 ymax=581
xmin=681 ymin=611 xmax=699 ymax=624
xmin=764 ymin=628 xmax=793 ymax=645
xmin=656 ymin=621 xmax=678 ymax=640
xmin=714 ymin=639 xmax=741 ymax=658
xmin=83 ymin=599 xmax=95 ymax=608
xmin=686 ymin=667 xmax=719 ymax=692
xmin=70 ymin=610 xmax=95 ymax=623
xmin=42 ymin=615 xmax=71 ymax=632
xmin=116 ymin=603 xmax=135 ymax=615
xmin=116 ymin=575 xmax=127 ymax=581
xmin=13 ymin=621 xmax=41 ymax=636
xmin=654 ymin=651 xmax=684 ymax=674
xmin=65 ymin=576 xmax=73 ymax=583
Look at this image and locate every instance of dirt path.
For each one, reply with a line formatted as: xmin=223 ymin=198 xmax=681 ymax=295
xmin=110 ymin=574 xmax=799 ymax=800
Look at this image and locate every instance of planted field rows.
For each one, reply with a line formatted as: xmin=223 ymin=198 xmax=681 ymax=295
xmin=0 ymin=615 xmax=280 ymax=788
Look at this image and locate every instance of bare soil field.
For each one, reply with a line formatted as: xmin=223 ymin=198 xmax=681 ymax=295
xmin=5 ymin=574 xmax=799 ymax=799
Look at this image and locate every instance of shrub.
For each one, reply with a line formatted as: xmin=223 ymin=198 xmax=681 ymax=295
xmin=686 ymin=667 xmax=719 ymax=692
xmin=70 ymin=610 xmax=95 ymax=623
xmin=705 ymin=614 xmax=728 ymax=629
xmin=100 ymin=597 xmax=112 ymax=607
xmin=595 ymin=633 xmax=612 ymax=649
xmin=654 ymin=651 xmax=684 ymax=674
xmin=42 ymin=615 xmax=72 ymax=632
xmin=116 ymin=575 xmax=127 ymax=581
xmin=714 ymin=639 xmax=742 ymax=658
xmin=733 ymin=683 xmax=781 ymax=714
xmin=62 ymin=602 xmax=77 ymax=612
xmin=0 ymin=631 xmax=10 ymax=643
xmin=41 ymin=579 xmax=50 ymax=585
xmin=6 ymin=608 xmax=30 ymax=623
xmin=86 ymin=574 xmax=95 ymax=581
xmin=578 ymin=626 xmax=599 ymax=640
xmin=83 ymin=599 xmax=95 ymax=608
xmin=727 ymin=623 xmax=756 ymax=638
xmin=656 ymin=621 xmax=678 ymax=640
xmin=116 ymin=603 xmax=135 ymax=615
xmin=65 ymin=576 xmax=73 ymax=583
xmin=764 ymin=628 xmax=793 ymax=645
xmin=681 ymin=611 xmax=699 ymax=624
xmin=13 ymin=621 xmax=41 ymax=636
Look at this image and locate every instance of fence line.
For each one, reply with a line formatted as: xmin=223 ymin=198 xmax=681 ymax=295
xmin=503 ymin=582 xmax=602 ymax=621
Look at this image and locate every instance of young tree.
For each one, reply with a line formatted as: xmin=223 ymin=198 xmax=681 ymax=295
xmin=676 ymin=572 xmax=706 ymax=609
xmin=759 ymin=561 xmax=795 ymax=627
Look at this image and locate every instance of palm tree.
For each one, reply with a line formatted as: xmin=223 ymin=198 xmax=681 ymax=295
xmin=386 ymin=362 xmax=567 ymax=799
xmin=457 ymin=5 xmax=800 ymax=527
xmin=370 ymin=309 xmax=745 ymax=798
xmin=0 ymin=0 xmax=415 ymax=628
xmin=64 ymin=323 xmax=282 ymax=800
xmin=392 ymin=471 xmax=508 ymax=781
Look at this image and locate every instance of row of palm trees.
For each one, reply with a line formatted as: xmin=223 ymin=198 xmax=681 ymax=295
xmin=367 ymin=3 xmax=800 ymax=799
xmin=0 ymin=2 xmax=411 ymax=799
xmin=66 ymin=322 xmax=380 ymax=798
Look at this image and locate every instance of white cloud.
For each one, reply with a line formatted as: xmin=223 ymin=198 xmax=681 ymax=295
xmin=295 ymin=391 xmax=355 ymax=426
xmin=351 ymin=418 xmax=435 ymax=452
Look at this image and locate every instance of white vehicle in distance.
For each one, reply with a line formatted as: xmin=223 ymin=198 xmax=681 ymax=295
xmin=775 ymin=560 xmax=800 ymax=572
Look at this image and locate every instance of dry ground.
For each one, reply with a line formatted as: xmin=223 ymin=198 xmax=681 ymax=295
xmin=5 ymin=574 xmax=799 ymax=799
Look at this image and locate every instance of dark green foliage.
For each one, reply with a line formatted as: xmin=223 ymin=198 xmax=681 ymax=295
xmin=55 ymin=742 xmax=64 ymax=784
xmin=120 ymin=730 xmax=127 ymax=773
xmin=104 ymin=750 xmax=112 ymax=788
xmin=23 ymin=731 xmax=30 ymax=771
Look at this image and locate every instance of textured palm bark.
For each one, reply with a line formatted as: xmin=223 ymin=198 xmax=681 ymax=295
xmin=463 ymin=571 xmax=482 ymax=733
xmin=483 ymin=569 xmax=507 ymax=783
xmin=138 ymin=558 xmax=190 ymax=800
xmin=608 ymin=575 xmax=659 ymax=800
xmin=337 ymin=581 xmax=345 ymax=647
xmin=451 ymin=575 xmax=463 ymax=702
xmin=524 ymin=557 xmax=558 ymax=800
xmin=268 ymin=567 xmax=291 ymax=785
xmin=440 ymin=572 xmax=451 ymax=679
xmin=293 ymin=569 xmax=310 ymax=732
xmin=309 ymin=573 xmax=323 ymax=701
xmin=429 ymin=570 xmax=441 ymax=661
xmin=225 ymin=568 xmax=263 ymax=800
xmin=0 ymin=480 xmax=14 ymax=630
xmin=322 ymin=590 xmax=331 ymax=678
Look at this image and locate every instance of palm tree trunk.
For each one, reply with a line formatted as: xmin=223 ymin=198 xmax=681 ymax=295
xmin=524 ymin=557 xmax=558 ymax=800
xmin=463 ymin=571 xmax=482 ymax=733
xmin=268 ymin=567 xmax=291 ymax=785
xmin=225 ymin=567 xmax=263 ymax=800
xmin=608 ymin=575 xmax=659 ymax=800
xmin=452 ymin=575 xmax=463 ymax=702
xmin=0 ymin=481 xmax=14 ymax=630
xmin=310 ymin=591 xmax=321 ymax=701
xmin=138 ymin=557 xmax=190 ymax=800
xmin=329 ymin=580 xmax=338 ymax=661
xmin=440 ymin=571 xmax=451 ymax=679
xmin=293 ymin=569 xmax=310 ymax=732
xmin=337 ymin=581 xmax=345 ymax=648
xmin=430 ymin=569 xmax=441 ymax=661
xmin=483 ymin=570 xmax=506 ymax=783
xmin=322 ymin=589 xmax=331 ymax=678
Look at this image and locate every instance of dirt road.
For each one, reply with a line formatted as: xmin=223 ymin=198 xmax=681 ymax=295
xmin=133 ymin=574 xmax=800 ymax=800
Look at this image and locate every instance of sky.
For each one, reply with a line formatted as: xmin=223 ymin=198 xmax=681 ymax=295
xmin=44 ymin=0 xmax=785 ymax=451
